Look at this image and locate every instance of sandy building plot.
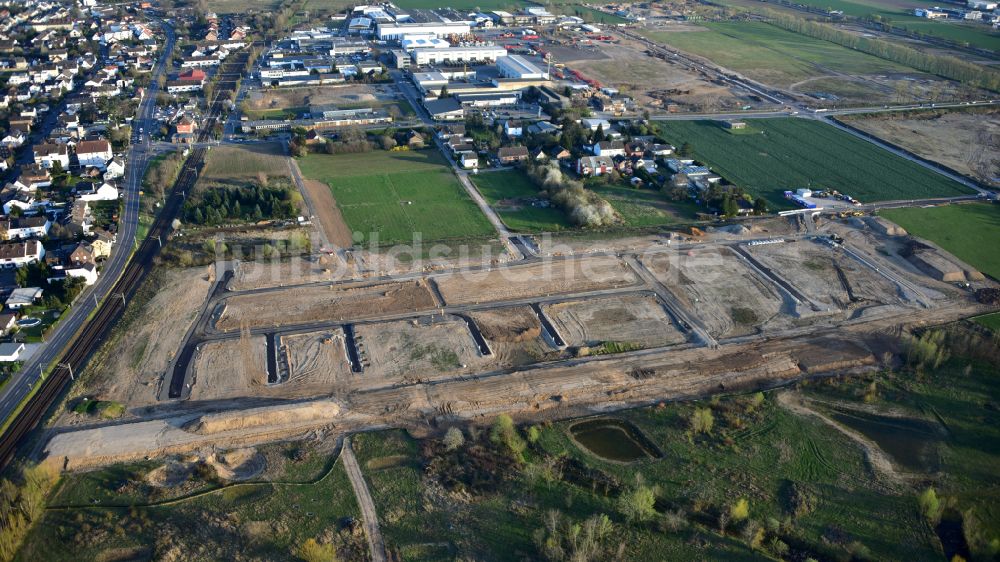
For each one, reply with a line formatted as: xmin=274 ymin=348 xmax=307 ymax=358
xmin=747 ymin=240 xmax=901 ymax=311
xmin=643 ymin=248 xmax=784 ymax=339
xmin=189 ymin=336 xmax=268 ymax=401
xmin=434 ymin=256 xmax=639 ymax=305
xmin=469 ymin=306 xmax=553 ymax=368
xmin=228 ymin=254 xmax=356 ymax=292
xmin=281 ymin=330 xmax=354 ymax=397
xmin=70 ymin=268 xmax=213 ymax=410
xmin=216 ymin=280 xmax=436 ymax=331
xmin=354 ymin=317 xmax=490 ymax=386
xmin=543 ymin=294 xmax=686 ymax=349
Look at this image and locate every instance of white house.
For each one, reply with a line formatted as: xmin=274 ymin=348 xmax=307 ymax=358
xmin=78 ymin=182 xmax=118 ymax=201
xmin=0 ymin=342 xmax=25 ymax=362
xmin=103 ymin=157 xmax=125 ymax=180
xmin=5 ymin=287 xmax=42 ymax=309
xmin=49 ymin=263 xmax=98 ymax=285
xmin=1 ymin=131 xmax=25 ymax=147
xmin=593 ymin=140 xmax=625 ymax=158
xmin=1 ymin=216 xmax=50 ymax=239
xmin=577 ymin=155 xmax=614 ymax=176
xmin=0 ymin=240 xmax=44 ymax=268
xmin=458 ymin=151 xmax=478 ymax=169
xmin=75 ymin=139 xmax=113 ymax=169
xmin=33 ymin=143 xmax=70 ymax=169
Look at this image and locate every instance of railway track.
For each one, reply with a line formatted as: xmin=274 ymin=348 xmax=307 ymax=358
xmin=0 ymin=60 xmax=243 ymax=469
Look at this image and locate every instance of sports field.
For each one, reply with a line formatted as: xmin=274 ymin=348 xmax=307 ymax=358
xmin=641 ymin=22 xmax=918 ymax=89
xmin=654 ymin=119 xmax=975 ymax=209
xmin=471 ymin=170 xmax=574 ymax=232
xmin=881 ymin=203 xmax=1000 ymax=279
xmin=298 ymin=150 xmax=495 ymax=245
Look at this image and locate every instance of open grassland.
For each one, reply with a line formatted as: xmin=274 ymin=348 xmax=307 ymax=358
xmin=16 ymin=443 xmax=363 ymax=561
xmin=654 ymin=118 xmax=974 ymax=208
xmin=590 ymin=184 xmax=700 ymax=227
xmin=298 ymin=150 xmax=495 ymax=244
xmin=973 ymin=312 xmax=1000 ymax=332
xmin=471 ymin=170 xmax=574 ymax=232
xmin=757 ymin=0 xmax=1000 ymax=52
xmin=640 ymin=21 xmax=918 ymax=89
xmin=199 ymin=142 xmax=289 ymax=185
xmin=390 ymin=0 xmax=527 ymax=9
xmin=206 ymin=0 xmax=282 ymax=12
xmin=881 ymin=203 xmax=1000 ymax=279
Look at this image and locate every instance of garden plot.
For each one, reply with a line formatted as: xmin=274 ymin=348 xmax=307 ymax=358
xmin=281 ymin=330 xmax=354 ymax=397
xmin=543 ymin=294 xmax=686 ymax=349
xmin=643 ymin=247 xmax=785 ymax=339
xmin=434 ymin=256 xmax=639 ymax=305
xmin=353 ymin=317 xmax=490 ymax=386
xmin=189 ymin=337 xmax=268 ymax=401
xmin=469 ymin=306 xmax=553 ymax=368
xmin=747 ymin=240 xmax=903 ymax=311
xmin=215 ymin=280 xmax=437 ymax=331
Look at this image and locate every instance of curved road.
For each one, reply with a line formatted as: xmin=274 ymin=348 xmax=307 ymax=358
xmin=0 ymin=25 xmax=176 ymax=426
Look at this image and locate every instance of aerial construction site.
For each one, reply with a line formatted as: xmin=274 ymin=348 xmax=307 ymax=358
xmin=42 ymin=213 xmax=995 ymax=470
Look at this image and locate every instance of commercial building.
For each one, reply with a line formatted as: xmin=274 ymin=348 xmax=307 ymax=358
xmin=377 ymin=21 xmax=470 ymax=41
xmin=497 ymin=54 xmax=547 ymax=80
xmin=410 ymin=45 xmax=507 ymax=65
xmin=241 ymin=108 xmax=391 ymax=133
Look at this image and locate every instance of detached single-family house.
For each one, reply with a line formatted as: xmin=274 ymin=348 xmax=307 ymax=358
xmin=497 ymin=146 xmax=529 ymax=164
xmin=0 ymin=342 xmax=25 ymax=362
xmin=78 ymin=181 xmax=118 ymax=201
xmin=33 ymin=143 xmax=70 ymax=169
xmin=458 ymin=151 xmax=478 ymax=169
xmin=1 ymin=216 xmax=50 ymax=239
xmin=76 ymin=139 xmax=113 ymax=169
xmin=5 ymin=287 xmax=43 ymax=309
xmin=593 ymin=140 xmax=625 ymax=158
xmin=577 ymin=155 xmax=614 ymax=176
xmin=104 ymin=157 xmax=125 ymax=180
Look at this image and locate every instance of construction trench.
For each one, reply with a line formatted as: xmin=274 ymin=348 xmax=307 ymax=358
xmin=43 ymin=218 xmax=999 ymax=470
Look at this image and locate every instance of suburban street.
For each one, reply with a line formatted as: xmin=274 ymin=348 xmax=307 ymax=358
xmin=0 ymin=25 xmax=176 ymax=425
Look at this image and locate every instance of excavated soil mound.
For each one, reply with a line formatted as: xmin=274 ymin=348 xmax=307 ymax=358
xmin=145 ymin=461 xmax=195 ymax=488
xmin=184 ymin=400 xmax=340 ymax=435
xmin=208 ymin=448 xmax=267 ymax=481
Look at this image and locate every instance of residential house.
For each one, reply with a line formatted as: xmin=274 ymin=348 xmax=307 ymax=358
xmin=497 ymin=146 xmax=529 ymax=164
xmin=1 ymin=216 xmax=50 ymax=239
xmin=593 ymin=140 xmax=625 ymax=158
xmin=76 ymin=139 xmax=113 ymax=169
xmin=33 ymin=142 xmax=70 ymax=169
xmin=104 ymin=157 xmax=125 ymax=180
xmin=0 ymin=342 xmax=24 ymax=362
xmin=0 ymin=313 xmax=15 ymax=337
xmin=576 ymin=155 xmax=614 ymax=176
xmin=458 ymin=151 xmax=478 ymax=169
xmin=503 ymin=120 xmax=523 ymax=138
xmin=547 ymin=146 xmax=571 ymax=160
xmin=5 ymin=287 xmax=43 ymax=309
xmin=77 ymin=181 xmax=118 ymax=202
xmin=0 ymin=239 xmax=44 ymax=267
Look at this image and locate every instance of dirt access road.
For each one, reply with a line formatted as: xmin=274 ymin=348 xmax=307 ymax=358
xmin=288 ymin=155 xmax=354 ymax=249
xmin=342 ymin=437 xmax=387 ymax=562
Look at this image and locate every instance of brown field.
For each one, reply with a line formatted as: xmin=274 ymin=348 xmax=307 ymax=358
xmin=643 ymin=248 xmax=785 ymax=339
xmin=69 ymin=268 xmax=213 ymax=410
xmin=199 ymin=142 xmax=289 ymax=184
xmin=469 ymin=306 xmax=554 ymax=368
xmin=246 ymin=84 xmax=399 ymax=111
xmin=189 ymin=336 xmax=268 ymax=401
xmin=302 ymin=176 xmax=354 ymax=248
xmin=543 ymin=294 xmax=687 ymax=349
xmin=228 ymin=254 xmax=355 ymax=292
xmin=215 ymin=280 xmax=437 ymax=331
xmin=841 ymin=110 xmax=1000 ymax=187
xmin=434 ymin=256 xmax=639 ymax=305
xmin=572 ymin=34 xmax=746 ymax=111
xmin=281 ymin=329 xmax=354 ymax=397
xmin=354 ymin=317 xmax=490 ymax=385
xmin=747 ymin=240 xmax=903 ymax=311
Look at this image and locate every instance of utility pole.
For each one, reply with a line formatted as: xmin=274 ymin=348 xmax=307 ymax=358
xmin=58 ymin=362 xmax=74 ymax=381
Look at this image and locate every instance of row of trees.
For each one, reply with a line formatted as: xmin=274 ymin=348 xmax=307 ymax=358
xmin=759 ymin=9 xmax=1000 ymax=92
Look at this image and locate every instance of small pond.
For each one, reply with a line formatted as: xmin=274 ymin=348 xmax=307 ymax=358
xmin=829 ymin=409 xmax=942 ymax=473
xmin=569 ymin=418 xmax=661 ymax=463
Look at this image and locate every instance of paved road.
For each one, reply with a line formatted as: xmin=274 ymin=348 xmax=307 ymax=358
xmin=0 ymin=25 xmax=176 ymax=425
xmin=341 ymin=437 xmax=387 ymax=562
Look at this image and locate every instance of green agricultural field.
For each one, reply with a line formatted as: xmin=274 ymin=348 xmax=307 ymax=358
xmin=654 ymin=118 xmax=974 ymax=209
xmin=297 ymin=150 xmax=495 ymax=245
xmin=555 ymin=5 xmax=630 ymax=24
xmin=471 ymin=170 xmax=575 ymax=232
xmin=390 ymin=0 xmax=527 ymax=10
xmin=973 ymin=312 xmax=1000 ymax=332
xmin=881 ymin=203 xmax=1000 ymax=279
xmin=641 ymin=21 xmax=919 ymax=88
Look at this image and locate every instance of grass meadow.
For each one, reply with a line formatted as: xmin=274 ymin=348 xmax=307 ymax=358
xmin=654 ymin=119 xmax=974 ymax=209
xmin=298 ymin=150 xmax=495 ymax=245
xmin=471 ymin=170 xmax=575 ymax=232
xmin=881 ymin=203 xmax=1000 ymax=279
xmin=641 ymin=21 xmax=919 ymax=88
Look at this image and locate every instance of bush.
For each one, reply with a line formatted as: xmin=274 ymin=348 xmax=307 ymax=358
xmin=490 ymin=414 xmax=526 ymax=463
xmin=295 ymin=538 xmax=337 ymax=562
xmin=617 ymin=482 xmax=657 ymax=523
xmin=730 ymin=498 xmax=750 ymax=522
xmin=689 ymin=407 xmax=714 ymax=435
xmin=918 ymin=487 xmax=942 ymax=524
xmin=442 ymin=427 xmax=465 ymax=451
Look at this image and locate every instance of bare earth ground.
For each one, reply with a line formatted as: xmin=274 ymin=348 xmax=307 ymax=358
xmin=543 ymin=294 xmax=687 ymax=348
xmin=216 ymin=279 xmax=437 ymax=331
xmin=228 ymin=254 xmax=355 ymax=292
xmin=469 ymin=306 xmax=553 ymax=368
xmin=572 ymin=33 xmax=744 ymax=111
xmin=842 ymin=111 xmax=1000 ymax=186
xmin=69 ymin=267 xmax=213 ymax=410
xmin=354 ymin=317 xmax=490 ymax=385
xmin=189 ymin=336 xmax=269 ymax=401
xmin=282 ymin=329 xmax=353 ymax=397
xmin=643 ymin=247 xmax=785 ymax=339
xmin=434 ymin=255 xmax=639 ymax=305
xmin=301 ymin=178 xmax=354 ymax=247
xmin=247 ymin=84 xmax=398 ymax=110
xmin=747 ymin=239 xmax=904 ymax=312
